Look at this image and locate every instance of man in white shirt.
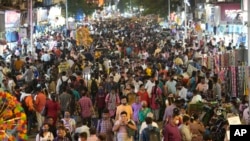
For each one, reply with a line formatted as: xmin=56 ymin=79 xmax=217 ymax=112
xmin=145 ymin=77 xmax=155 ymax=98
xmin=133 ymin=75 xmax=143 ymax=93
xmin=190 ymin=90 xmax=204 ymax=104
xmin=41 ymin=51 xmax=51 ymax=62
xmin=41 ymin=51 xmax=51 ymax=71
xmin=176 ymin=83 xmax=188 ymax=101
xmin=75 ymin=119 xmax=90 ymax=137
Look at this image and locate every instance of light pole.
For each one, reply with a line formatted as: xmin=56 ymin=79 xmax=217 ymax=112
xmin=184 ymin=1 xmax=187 ymax=41
xmin=184 ymin=0 xmax=190 ymax=43
xmin=65 ymin=0 xmax=69 ymax=29
xmin=247 ymin=0 xmax=250 ymax=125
xmin=168 ymin=0 xmax=170 ymax=21
xmin=29 ymin=0 xmax=33 ymax=53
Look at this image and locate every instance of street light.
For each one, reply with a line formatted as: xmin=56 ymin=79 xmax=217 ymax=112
xmin=168 ymin=0 xmax=170 ymax=21
xmin=29 ymin=0 xmax=33 ymax=53
xmin=184 ymin=0 xmax=190 ymax=43
xmin=65 ymin=0 xmax=68 ymax=29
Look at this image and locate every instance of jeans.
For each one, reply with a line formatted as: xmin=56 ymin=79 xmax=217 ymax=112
xmin=27 ymin=112 xmax=35 ymax=133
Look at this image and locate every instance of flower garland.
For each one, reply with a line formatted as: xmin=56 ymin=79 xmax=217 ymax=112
xmin=0 ymin=92 xmax=28 ymax=141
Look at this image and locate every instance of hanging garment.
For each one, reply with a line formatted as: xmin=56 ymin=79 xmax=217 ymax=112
xmin=231 ymin=67 xmax=237 ymax=97
xmin=19 ymin=28 xmax=27 ymax=38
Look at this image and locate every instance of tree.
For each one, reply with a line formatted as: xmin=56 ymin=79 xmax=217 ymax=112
xmin=64 ymin=0 xmax=98 ymax=16
xmin=134 ymin=0 xmax=181 ymax=17
xmin=117 ymin=0 xmax=130 ymax=13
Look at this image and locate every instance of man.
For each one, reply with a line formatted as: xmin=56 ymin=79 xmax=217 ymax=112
xmin=139 ymin=112 xmax=159 ymax=137
xmin=165 ymin=76 xmax=177 ymax=95
xmin=179 ymin=115 xmax=192 ymax=141
xmin=75 ymin=119 xmax=90 ymax=137
xmin=133 ymin=75 xmax=143 ymax=93
xmin=20 ymin=65 xmax=34 ymax=84
xmin=33 ymin=84 xmax=46 ymax=131
xmin=56 ymin=71 xmax=71 ymax=95
xmin=212 ymin=76 xmax=221 ymax=100
xmin=196 ymin=77 xmax=208 ymax=94
xmin=113 ymin=111 xmax=137 ymax=141
xmin=20 ymin=88 xmax=35 ymax=134
xmin=41 ymin=51 xmax=51 ymax=71
xmin=176 ymin=82 xmax=188 ymax=101
xmin=141 ymin=117 xmax=161 ymax=141
xmin=78 ymin=90 xmax=94 ymax=127
xmin=115 ymin=96 xmax=133 ymax=120
xmin=59 ymin=87 xmax=71 ymax=117
xmin=14 ymin=56 xmax=25 ymax=72
xmin=190 ymin=90 xmax=204 ymax=104
xmin=145 ymin=77 xmax=155 ymax=98
xmin=97 ymin=109 xmax=114 ymax=141
xmin=163 ymin=113 xmax=182 ymax=141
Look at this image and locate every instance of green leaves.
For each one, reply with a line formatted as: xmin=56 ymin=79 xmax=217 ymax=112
xmin=67 ymin=0 xmax=98 ymax=16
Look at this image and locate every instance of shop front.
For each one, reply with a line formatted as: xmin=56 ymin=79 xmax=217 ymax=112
xmin=217 ymin=2 xmax=247 ymax=47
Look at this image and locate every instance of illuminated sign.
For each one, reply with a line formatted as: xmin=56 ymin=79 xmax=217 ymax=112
xmin=225 ymin=9 xmax=241 ymax=19
xmin=219 ymin=3 xmax=241 ymax=21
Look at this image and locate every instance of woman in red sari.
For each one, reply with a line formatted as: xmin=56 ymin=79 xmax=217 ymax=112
xmin=46 ymin=94 xmax=60 ymax=125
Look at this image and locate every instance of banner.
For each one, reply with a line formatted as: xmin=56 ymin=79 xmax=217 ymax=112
xmin=5 ymin=11 xmax=20 ymax=28
xmin=218 ymin=3 xmax=241 ymax=21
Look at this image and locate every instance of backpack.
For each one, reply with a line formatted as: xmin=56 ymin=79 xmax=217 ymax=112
xmin=97 ymin=118 xmax=114 ymax=133
xmin=59 ymin=77 xmax=69 ymax=93
xmin=144 ymin=127 xmax=160 ymax=141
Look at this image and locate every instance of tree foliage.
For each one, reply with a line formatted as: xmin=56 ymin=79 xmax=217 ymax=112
xmin=117 ymin=0 xmax=130 ymax=13
xmin=66 ymin=0 xmax=98 ymax=16
xmin=134 ymin=0 xmax=181 ymax=17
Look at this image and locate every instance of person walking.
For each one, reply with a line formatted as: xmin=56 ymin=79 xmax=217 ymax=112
xmin=36 ymin=123 xmax=54 ymax=141
xmin=113 ymin=111 xmax=137 ymax=141
xmin=78 ymin=90 xmax=94 ymax=127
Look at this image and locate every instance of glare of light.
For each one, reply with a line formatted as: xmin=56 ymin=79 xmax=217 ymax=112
xmin=68 ymin=17 xmax=75 ymax=22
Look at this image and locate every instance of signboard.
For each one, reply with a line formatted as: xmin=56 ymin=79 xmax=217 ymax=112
xmin=5 ymin=11 xmax=20 ymax=28
xmin=218 ymin=3 xmax=241 ymax=21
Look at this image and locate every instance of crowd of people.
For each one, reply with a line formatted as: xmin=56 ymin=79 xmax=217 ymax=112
xmin=0 ymin=17 xmax=249 ymax=141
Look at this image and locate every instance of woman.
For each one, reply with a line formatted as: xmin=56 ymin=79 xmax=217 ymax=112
xmin=189 ymin=113 xmax=205 ymax=141
xmin=36 ymin=123 xmax=54 ymax=141
xmin=95 ymin=84 xmax=107 ymax=118
xmin=150 ymin=80 xmax=162 ymax=121
xmin=138 ymin=101 xmax=151 ymax=123
xmin=105 ymin=87 xmax=120 ymax=118
xmin=47 ymin=94 xmax=60 ymax=125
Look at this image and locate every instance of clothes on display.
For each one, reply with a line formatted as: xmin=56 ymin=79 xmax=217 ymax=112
xmin=19 ymin=28 xmax=27 ymax=38
xmin=34 ymin=26 xmax=46 ymax=33
xmin=5 ymin=31 xmax=19 ymax=42
xmin=199 ymin=49 xmax=249 ymax=98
